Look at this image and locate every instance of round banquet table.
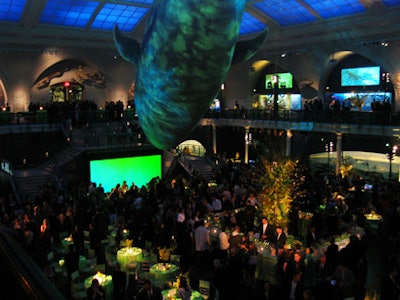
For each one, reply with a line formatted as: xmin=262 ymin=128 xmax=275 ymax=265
xmin=149 ymin=263 xmax=180 ymax=286
xmin=59 ymin=255 xmax=87 ymax=271
xmin=162 ymin=288 xmax=204 ymax=300
xmin=61 ymin=237 xmax=74 ymax=251
xmin=84 ymin=272 xmax=113 ymax=300
xmin=255 ymin=254 xmax=279 ymax=285
xmin=116 ymin=247 xmax=143 ymax=272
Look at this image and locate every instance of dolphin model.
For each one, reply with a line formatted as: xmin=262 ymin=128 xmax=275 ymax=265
xmin=114 ymin=0 xmax=268 ymax=150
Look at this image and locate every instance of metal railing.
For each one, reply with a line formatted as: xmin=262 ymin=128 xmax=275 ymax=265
xmin=1 ymin=107 xmax=397 ymax=127
xmin=205 ymin=108 xmax=397 ymax=126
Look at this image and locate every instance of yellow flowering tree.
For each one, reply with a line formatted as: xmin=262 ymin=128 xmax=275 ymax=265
xmin=257 ymin=159 xmax=297 ymax=228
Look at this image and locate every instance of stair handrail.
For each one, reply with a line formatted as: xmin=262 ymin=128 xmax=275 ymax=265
xmin=177 ymin=152 xmax=196 ymax=177
xmin=1 ymin=158 xmax=22 ymax=204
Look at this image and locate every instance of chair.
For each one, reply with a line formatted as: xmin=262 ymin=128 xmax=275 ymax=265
xmin=87 ymin=248 xmax=96 ymax=259
xmin=80 ymin=256 xmax=97 ymax=277
xmin=59 ymin=231 xmax=69 ymax=239
xmin=199 ymin=279 xmax=210 ymax=300
xmin=140 ymin=254 xmax=157 ymax=273
xmin=136 ymin=268 xmax=155 ymax=294
xmin=170 ymin=254 xmax=181 ymax=266
xmin=93 ymin=264 xmax=106 ymax=274
xmin=126 ymin=260 xmax=138 ymax=275
xmin=83 ymin=230 xmax=90 ymax=240
xmin=105 ymin=251 xmax=117 ymax=268
xmin=47 ymin=251 xmax=63 ymax=274
xmin=71 ymin=270 xmax=80 ymax=281
xmin=144 ymin=240 xmax=153 ymax=251
xmin=83 ymin=230 xmax=91 ymax=254
xmin=70 ymin=270 xmax=86 ymax=299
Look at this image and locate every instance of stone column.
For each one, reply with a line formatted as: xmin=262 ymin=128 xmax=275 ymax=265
xmin=336 ymin=132 xmax=342 ymax=175
xmin=286 ymin=130 xmax=292 ymax=157
xmin=244 ymin=127 xmax=250 ymax=164
xmin=212 ymin=125 xmax=217 ymax=156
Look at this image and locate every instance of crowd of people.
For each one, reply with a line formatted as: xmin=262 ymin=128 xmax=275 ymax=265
xmin=25 ymin=99 xmax=128 ymax=126
xmin=0 ymin=157 xmax=400 ymax=300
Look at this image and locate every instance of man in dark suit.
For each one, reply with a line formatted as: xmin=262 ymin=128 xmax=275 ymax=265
xmin=259 ymin=217 xmax=275 ymax=244
xmin=136 ymin=279 xmax=162 ymax=300
xmin=273 ymin=226 xmax=287 ymax=250
xmin=305 ymin=225 xmax=319 ymax=249
xmin=284 ymin=272 xmax=304 ymax=300
xmin=380 ymin=266 xmax=399 ymax=300
xmin=64 ymin=244 xmax=79 ymax=298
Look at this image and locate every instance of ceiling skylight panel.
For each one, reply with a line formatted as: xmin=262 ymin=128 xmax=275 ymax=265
xmin=91 ymin=3 xmax=148 ymax=31
xmin=240 ymin=12 xmax=267 ymax=35
xmin=40 ymin=0 xmax=99 ymax=28
xmin=0 ymin=0 xmax=27 ymax=22
xmin=381 ymin=0 xmax=400 ymax=7
xmin=119 ymin=0 xmax=153 ymax=4
xmin=253 ymin=0 xmax=316 ymax=27
xmin=304 ymin=0 xmax=365 ymax=19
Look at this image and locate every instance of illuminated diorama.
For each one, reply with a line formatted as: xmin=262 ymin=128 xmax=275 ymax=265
xmin=114 ymin=0 xmax=268 ymax=150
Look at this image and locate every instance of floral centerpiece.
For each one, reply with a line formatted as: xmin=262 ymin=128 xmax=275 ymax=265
xmin=298 ymin=211 xmax=314 ymax=220
xmin=93 ymin=271 xmax=109 ymax=285
xmin=125 ymin=239 xmax=133 ymax=247
xmin=158 ymin=247 xmax=171 ymax=263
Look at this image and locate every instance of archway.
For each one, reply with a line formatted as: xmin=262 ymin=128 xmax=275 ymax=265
xmin=323 ymin=53 xmax=395 ymax=112
xmin=0 ymin=80 xmax=7 ymax=110
xmin=177 ymin=140 xmax=206 ymax=156
xmin=249 ymin=60 xmax=301 ymax=111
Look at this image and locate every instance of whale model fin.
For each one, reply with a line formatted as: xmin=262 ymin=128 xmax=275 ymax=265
xmin=140 ymin=2 xmax=159 ymax=46
xmin=231 ymin=28 xmax=268 ymax=65
xmin=113 ymin=24 xmax=141 ymax=65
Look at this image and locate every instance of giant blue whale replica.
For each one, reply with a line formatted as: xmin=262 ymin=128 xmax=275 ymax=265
xmin=114 ymin=0 xmax=268 ymax=150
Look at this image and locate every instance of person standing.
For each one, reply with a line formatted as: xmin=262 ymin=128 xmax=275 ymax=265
xmin=285 ymin=272 xmax=305 ymax=300
xmin=64 ymin=244 xmax=79 ymax=298
xmin=247 ymin=192 xmax=259 ymax=207
xmin=325 ymin=237 xmax=339 ymax=273
xmin=178 ymin=277 xmax=192 ymax=300
xmin=87 ymin=278 xmax=106 ymax=300
xmin=328 ymin=263 xmax=356 ymax=300
xmin=380 ymin=266 xmax=399 ymax=300
xmin=136 ymin=279 xmax=162 ymax=300
xmin=306 ymin=225 xmax=319 ymax=249
xmin=175 ymin=207 xmax=186 ymax=252
xmin=228 ymin=225 xmax=245 ymax=257
xmin=211 ymin=195 xmax=222 ymax=212
xmin=273 ymin=226 xmax=287 ymax=251
xmin=259 ymin=217 xmax=275 ymax=244
xmin=218 ymin=225 xmax=230 ymax=261
xmin=194 ymin=219 xmax=210 ymax=268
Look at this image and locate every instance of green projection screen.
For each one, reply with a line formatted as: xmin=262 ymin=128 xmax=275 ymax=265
xmin=89 ymin=155 xmax=162 ymax=193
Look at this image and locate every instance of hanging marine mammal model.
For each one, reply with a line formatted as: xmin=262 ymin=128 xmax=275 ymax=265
xmin=114 ymin=0 xmax=268 ymax=150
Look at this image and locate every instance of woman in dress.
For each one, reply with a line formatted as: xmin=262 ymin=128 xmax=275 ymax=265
xmin=178 ymin=277 xmax=192 ymax=300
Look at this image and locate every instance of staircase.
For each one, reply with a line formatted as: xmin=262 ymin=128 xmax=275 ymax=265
xmin=12 ymin=121 xmax=145 ymax=201
xmin=178 ymin=155 xmax=216 ymax=181
xmin=13 ymin=168 xmax=51 ymax=201
xmin=14 ymin=145 xmax=84 ymax=201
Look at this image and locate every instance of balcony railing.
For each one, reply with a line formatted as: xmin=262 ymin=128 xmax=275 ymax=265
xmin=204 ymin=108 xmax=397 ymax=126
xmin=1 ymin=108 xmax=397 ymax=127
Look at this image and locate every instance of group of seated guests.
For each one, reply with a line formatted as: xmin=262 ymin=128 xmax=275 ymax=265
xmin=0 ymin=159 xmax=399 ymax=299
